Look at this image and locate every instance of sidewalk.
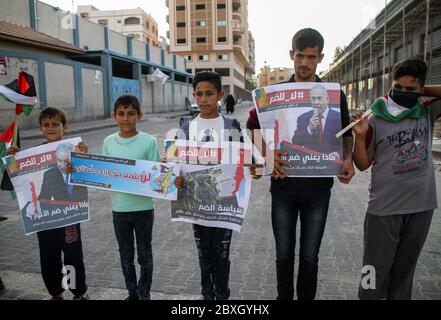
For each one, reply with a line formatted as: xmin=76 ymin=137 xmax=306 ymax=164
xmin=20 ymin=110 xmax=191 ymax=140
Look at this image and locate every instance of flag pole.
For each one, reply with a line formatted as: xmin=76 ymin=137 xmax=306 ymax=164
xmin=335 ymin=109 xmax=372 ymax=139
xmin=11 ymin=113 xmax=20 ymax=148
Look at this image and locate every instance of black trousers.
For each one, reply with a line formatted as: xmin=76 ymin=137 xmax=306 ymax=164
xmin=37 ymin=223 xmax=87 ymax=296
xmin=193 ymin=224 xmax=232 ymax=300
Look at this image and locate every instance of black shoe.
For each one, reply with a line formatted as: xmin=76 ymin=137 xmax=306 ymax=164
xmin=125 ymin=294 xmax=139 ymax=300
xmin=0 ymin=277 xmax=5 ymax=295
xmin=73 ymin=293 xmax=90 ymax=300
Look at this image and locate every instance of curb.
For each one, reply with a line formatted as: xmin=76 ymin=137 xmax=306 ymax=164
xmin=20 ymin=111 xmax=190 ymax=140
xmin=21 ymin=122 xmax=119 ymax=141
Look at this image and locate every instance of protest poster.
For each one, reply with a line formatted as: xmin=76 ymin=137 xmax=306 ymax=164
xmin=70 ymin=152 xmax=179 ymax=201
xmin=164 ymin=139 xmax=252 ymax=166
xmin=252 ymin=82 xmax=343 ymax=177
xmin=171 ymin=164 xmax=251 ymax=232
xmin=1 ymin=137 xmax=89 ymax=235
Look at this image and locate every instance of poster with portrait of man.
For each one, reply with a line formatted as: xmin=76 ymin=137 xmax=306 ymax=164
xmin=252 ymin=82 xmax=343 ymax=177
xmin=1 ymin=137 xmax=89 ymax=235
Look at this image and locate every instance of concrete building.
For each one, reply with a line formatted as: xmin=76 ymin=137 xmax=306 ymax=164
xmin=246 ymin=31 xmax=256 ymax=92
xmin=321 ymin=0 xmax=441 ymax=111
xmin=258 ymin=65 xmax=294 ymax=87
xmin=166 ymin=0 xmax=255 ymax=99
xmin=77 ymin=5 xmax=161 ymax=47
xmin=0 ymin=0 xmax=192 ymax=129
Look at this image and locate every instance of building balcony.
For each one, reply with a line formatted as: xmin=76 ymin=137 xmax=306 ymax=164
xmin=232 ymin=12 xmax=241 ymax=22
xmin=232 ymin=0 xmax=241 ymax=11
xmin=122 ymin=24 xmax=145 ymax=33
xmin=233 ymin=42 xmax=244 ymax=53
xmin=231 ymin=19 xmax=244 ymax=35
xmin=233 ymin=25 xmax=244 ymax=36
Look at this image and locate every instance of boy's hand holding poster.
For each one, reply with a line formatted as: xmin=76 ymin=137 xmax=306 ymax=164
xmin=252 ymin=82 xmax=343 ymax=177
xmin=69 ymin=153 xmax=179 ymax=201
xmin=165 ymin=140 xmax=252 ymax=232
xmin=170 ymin=164 xmax=251 ymax=232
xmin=164 ymin=139 xmax=252 ymax=165
xmin=1 ymin=138 xmax=89 ymax=235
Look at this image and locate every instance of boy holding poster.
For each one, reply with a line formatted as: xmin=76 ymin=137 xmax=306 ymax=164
xmin=177 ymin=71 xmax=244 ymax=300
xmin=102 ymin=95 xmax=182 ymax=300
xmin=352 ymin=59 xmax=441 ymax=299
xmin=7 ymin=106 xmax=89 ymax=300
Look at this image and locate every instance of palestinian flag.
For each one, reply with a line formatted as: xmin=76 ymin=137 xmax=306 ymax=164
xmin=370 ymin=95 xmax=427 ymax=122
xmin=0 ymin=120 xmax=18 ymax=199
xmin=0 ymin=71 xmax=38 ymax=116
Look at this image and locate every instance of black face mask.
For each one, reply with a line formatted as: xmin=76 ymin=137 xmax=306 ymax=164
xmin=390 ymin=88 xmax=422 ymax=109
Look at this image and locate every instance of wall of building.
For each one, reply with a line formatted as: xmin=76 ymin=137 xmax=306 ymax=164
xmin=45 ymin=62 xmax=75 ymax=115
xmin=79 ymin=18 xmax=106 ymax=51
xmin=150 ymin=46 xmax=162 ymax=65
xmin=0 ymin=0 xmax=192 ymax=129
xmin=81 ymin=68 xmax=104 ymax=120
xmin=37 ymin=1 xmax=74 ymax=45
xmin=0 ymin=0 xmax=30 ymax=27
xmin=0 ymin=44 xmax=106 ymax=129
xmin=108 ymin=30 xmax=128 ymax=56
xmin=132 ymin=40 xmax=146 ymax=61
xmin=141 ymin=79 xmax=154 ymax=114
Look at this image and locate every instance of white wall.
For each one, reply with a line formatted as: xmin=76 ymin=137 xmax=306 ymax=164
xmin=79 ymin=18 xmax=105 ymax=51
xmin=150 ymin=46 xmax=162 ymax=65
xmin=109 ymin=30 xmax=128 ymax=56
xmin=0 ymin=0 xmax=30 ymax=27
xmin=37 ymin=1 xmax=73 ymax=45
xmin=81 ymin=68 xmax=104 ymax=120
xmin=45 ymin=62 xmax=76 ymax=119
xmin=132 ymin=40 xmax=146 ymax=60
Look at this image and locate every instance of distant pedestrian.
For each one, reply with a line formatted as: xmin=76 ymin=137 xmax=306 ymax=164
xmin=225 ymin=94 xmax=236 ymax=114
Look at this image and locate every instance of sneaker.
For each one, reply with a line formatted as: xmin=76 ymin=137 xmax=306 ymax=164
xmin=73 ymin=293 xmax=90 ymax=300
xmin=50 ymin=294 xmax=64 ymax=300
xmin=125 ymin=294 xmax=139 ymax=300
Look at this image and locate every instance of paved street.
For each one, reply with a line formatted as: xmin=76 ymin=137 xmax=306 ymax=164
xmin=0 ymin=105 xmax=440 ymax=300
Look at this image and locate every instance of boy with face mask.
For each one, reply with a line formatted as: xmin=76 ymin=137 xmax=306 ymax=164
xmin=352 ymin=58 xmax=441 ymax=300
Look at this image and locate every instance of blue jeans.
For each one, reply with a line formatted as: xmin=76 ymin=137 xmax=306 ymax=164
xmin=193 ymin=224 xmax=232 ymax=300
xmin=112 ymin=210 xmax=154 ymax=300
xmin=271 ymin=192 xmax=330 ymax=300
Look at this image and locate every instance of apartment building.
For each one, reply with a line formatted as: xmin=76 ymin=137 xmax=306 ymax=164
xmin=78 ymin=5 xmax=160 ymax=47
xmin=166 ymin=0 xmax=255 ymax=99
xmin=258 ymin=66 xmax=294 ymax=87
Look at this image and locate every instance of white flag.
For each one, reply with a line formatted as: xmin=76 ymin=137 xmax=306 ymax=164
xmin=148 ymin=68 xmax=169 ymax=86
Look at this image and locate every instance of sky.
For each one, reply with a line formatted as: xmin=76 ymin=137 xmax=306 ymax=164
xmin=40 ymin=0 xmax=389 ymax=74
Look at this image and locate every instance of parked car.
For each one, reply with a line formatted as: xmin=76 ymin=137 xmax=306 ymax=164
xmin=188 ymin=98 xmax=222 ymax=116
xmin=189 ymin=99 xmax=200 ymax=116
